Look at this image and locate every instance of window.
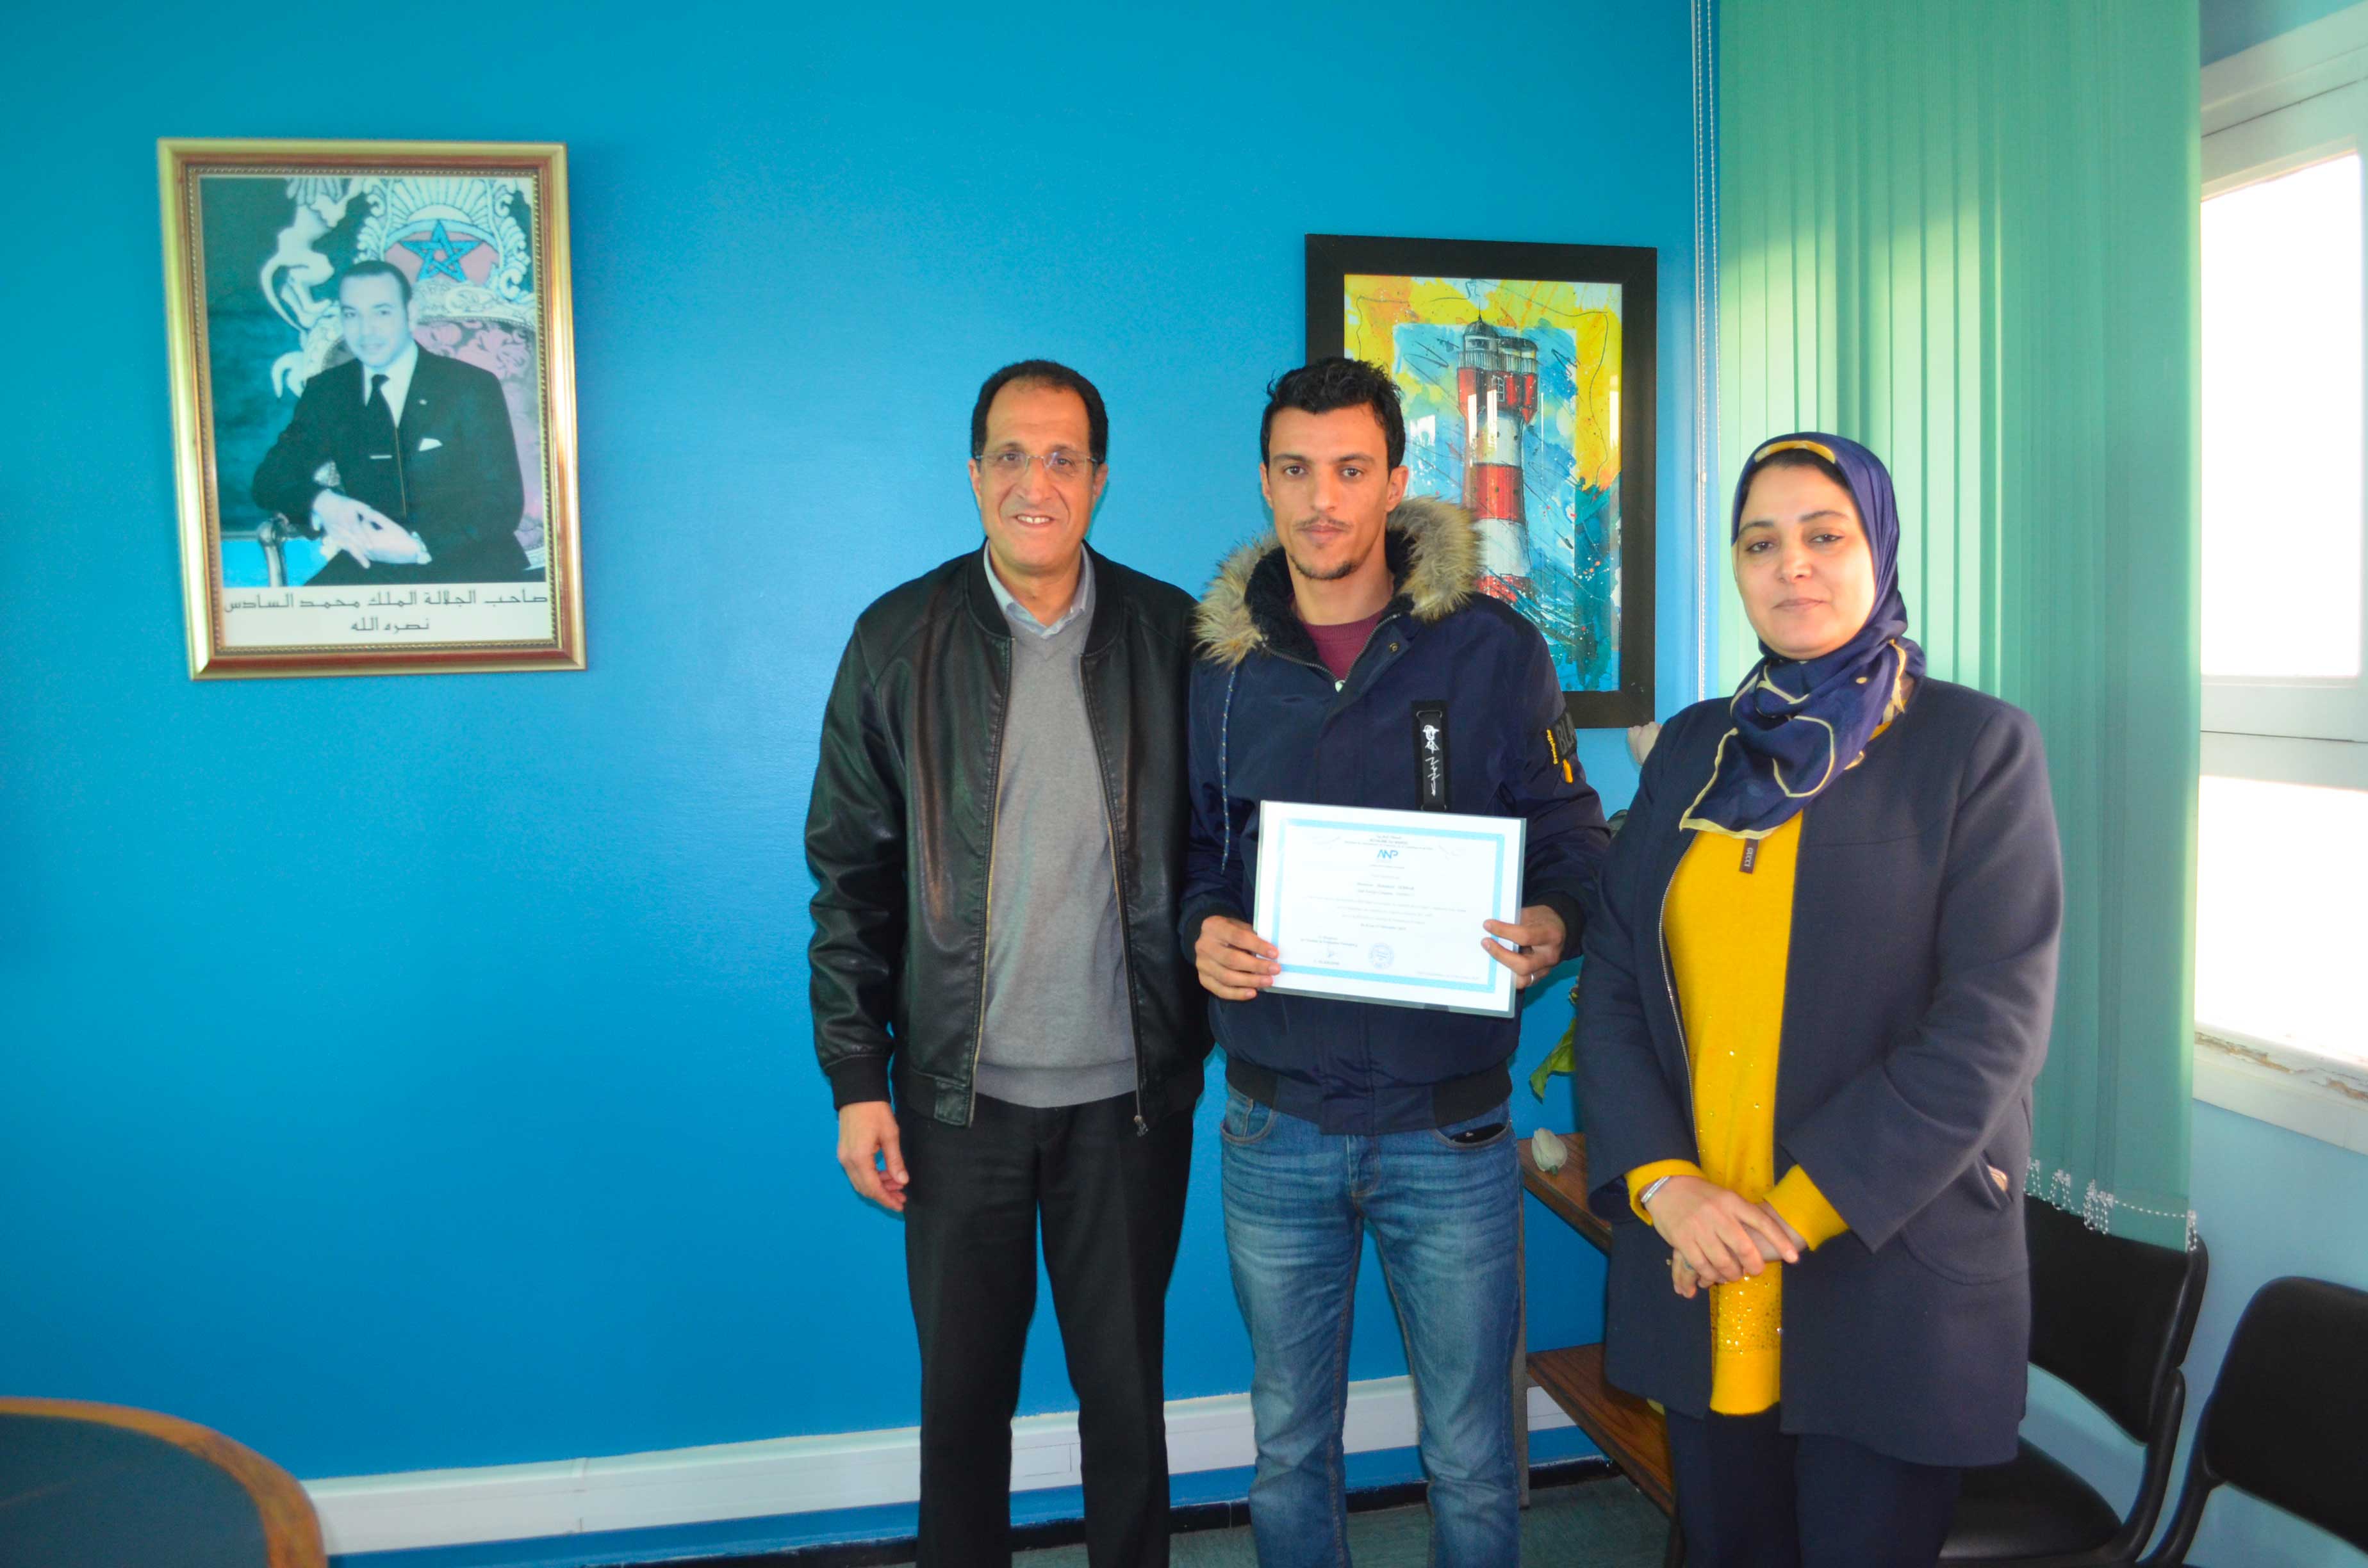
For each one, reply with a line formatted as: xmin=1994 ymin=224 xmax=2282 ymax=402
xmin=2197 ymin=16 xmax=2368 ymax=1148
xmin=2201 ymin=156 xmax=2361 ymax=690
xmin=2192 ymin=777 xmax=2368 ymax=1071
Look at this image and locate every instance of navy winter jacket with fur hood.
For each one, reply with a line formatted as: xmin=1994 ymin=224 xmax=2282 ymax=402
xmin=1180 ymin=498 xmax=1611 ymax=1135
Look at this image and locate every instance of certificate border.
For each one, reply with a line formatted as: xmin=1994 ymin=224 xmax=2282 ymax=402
xmin=1251 ymin=800 xmax=1528 ymax=1018
xmin=1270 ymin=818 xmax=1508 ymax=994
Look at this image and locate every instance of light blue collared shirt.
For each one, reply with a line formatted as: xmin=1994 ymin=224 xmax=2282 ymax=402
xmin=982 ymin=544 xmax=1095 ymax=639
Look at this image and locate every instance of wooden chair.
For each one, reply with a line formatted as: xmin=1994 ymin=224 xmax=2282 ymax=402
xmin=0 ymin=1398 xmax=324 ymax=1568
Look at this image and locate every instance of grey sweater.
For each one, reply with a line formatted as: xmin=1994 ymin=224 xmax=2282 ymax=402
xmin=974 ymin=551 xmax=1136 ymax=1108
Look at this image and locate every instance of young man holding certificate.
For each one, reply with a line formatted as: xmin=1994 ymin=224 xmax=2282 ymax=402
xmin=1181 ymin=357 xmax=1609 ymax=1565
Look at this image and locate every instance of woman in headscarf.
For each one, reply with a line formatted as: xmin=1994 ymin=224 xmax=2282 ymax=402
xmin=1575 ymin=434 xmax=2064 ymax=1567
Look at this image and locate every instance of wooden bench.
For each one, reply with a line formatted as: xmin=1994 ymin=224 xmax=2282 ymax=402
xmin=1520 ymin=1132 xmax=1675 ymax=1515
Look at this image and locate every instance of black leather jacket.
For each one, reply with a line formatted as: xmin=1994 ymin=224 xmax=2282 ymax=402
xmin=805 ymin=544 xmax=1212 ymax=1128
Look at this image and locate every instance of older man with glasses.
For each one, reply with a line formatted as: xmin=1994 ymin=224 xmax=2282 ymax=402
xmin=806 ymin=361 xmax=1212 ymax=1568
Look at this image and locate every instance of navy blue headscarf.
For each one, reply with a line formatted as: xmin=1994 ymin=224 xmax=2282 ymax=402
xmin=1681 ymin=432 xmax=1926 ymax=839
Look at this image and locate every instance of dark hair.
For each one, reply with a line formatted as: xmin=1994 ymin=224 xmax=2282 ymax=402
xmin=336 ymin=258 xmax=413 ymax=308
xmin=1260 ymin=357 xmax=1406 ymax=470
xmin=970 ymin=360 xmax=1108 ymax=462
xmin=1736 ymin=443 xmax=1855 ymax=538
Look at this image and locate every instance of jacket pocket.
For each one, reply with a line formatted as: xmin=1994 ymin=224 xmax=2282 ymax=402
xmin=1977 ymin=1146 xmax=2015 ymax=1211
xmin=1898 ymin=1157 xmax=2025 ymax=1283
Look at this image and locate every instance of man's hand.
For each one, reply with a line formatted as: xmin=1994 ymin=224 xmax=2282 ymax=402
xmin=1481 ymin=904 xmax=1566 ymax=991
xmin=1642 ymin=1173 xmax=1802 ymax=1285
xmin=836 ymin=1100 xmax=908 ymax=1213
xmin=1195 ymin=915 xmax=1278 ymax=1001
xmin=311 ymin=491 xmax=431 ymax=569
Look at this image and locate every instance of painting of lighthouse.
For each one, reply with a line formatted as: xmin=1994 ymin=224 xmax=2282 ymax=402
xmin=1456 ymin=320 xmax=1544 ymax=600
xmin=1307 ymin=234 xmax=1656 ymax=728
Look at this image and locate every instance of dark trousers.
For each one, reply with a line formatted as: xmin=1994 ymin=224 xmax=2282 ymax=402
xmin=1665 ymin=1406 xmax=1962 ymax=1568
xmin=901 ymin=1090 xmax=1193 ymax=1568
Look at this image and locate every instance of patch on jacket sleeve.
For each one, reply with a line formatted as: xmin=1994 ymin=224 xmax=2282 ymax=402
xmin=1542 ymin=710 xmax=1578 ymax=785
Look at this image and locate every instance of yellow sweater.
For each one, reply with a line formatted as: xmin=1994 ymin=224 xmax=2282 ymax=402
xmin=1624 ymin=812 xmax=1852 ymax=1415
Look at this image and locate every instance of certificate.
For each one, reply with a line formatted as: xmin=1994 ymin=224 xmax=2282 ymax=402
xmin=1251 ymin=800 xmax=1527 ymax=1017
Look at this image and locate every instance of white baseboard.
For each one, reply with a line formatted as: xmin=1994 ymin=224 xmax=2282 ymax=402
xmin=305 ymin=1377 xmax=1579 ymax=1555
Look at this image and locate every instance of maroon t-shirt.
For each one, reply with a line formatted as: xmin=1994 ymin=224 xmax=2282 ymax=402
xmin=1303 ymin=608 xmax=1386 ymax=682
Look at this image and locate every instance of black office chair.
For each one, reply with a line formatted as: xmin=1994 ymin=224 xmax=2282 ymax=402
xmin=1941 ymin=1199 xmax=2208 ymax=1567
xmin=2137 ymin=1275 xmax=2368 ymax=1566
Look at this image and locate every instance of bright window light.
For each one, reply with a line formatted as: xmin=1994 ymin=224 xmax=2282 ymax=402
xmin=2194 ymin=774 xmax=2368 ymax=1068
xmin=2201 ymin=154 xmax=2364 ymax=680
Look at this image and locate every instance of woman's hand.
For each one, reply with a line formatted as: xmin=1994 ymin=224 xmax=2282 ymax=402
xmin=1757 ymin=1200 xmax=1809 ymax=1256
xmin=1668 ymin=1211 xmax=1802 ymax=1298
xmin=1643 ymin=1174 xmax=1802 ymax=1285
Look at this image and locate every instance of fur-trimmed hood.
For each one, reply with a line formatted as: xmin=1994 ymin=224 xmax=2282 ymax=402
xmin=1194 ymin=496 xmax=1482 ymax=667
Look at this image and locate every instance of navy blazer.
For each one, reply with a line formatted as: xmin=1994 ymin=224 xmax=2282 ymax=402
xmin=1575 ymin=677 xmax=2063 ymax=1466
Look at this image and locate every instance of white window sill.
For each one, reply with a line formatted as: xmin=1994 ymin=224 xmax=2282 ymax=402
xmin=2194 ymin=1029 xmax=2368 ymax=1153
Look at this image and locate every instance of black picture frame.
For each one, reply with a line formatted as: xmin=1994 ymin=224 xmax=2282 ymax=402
xmin=1306 ymin=233 xmax=1656 ymax=729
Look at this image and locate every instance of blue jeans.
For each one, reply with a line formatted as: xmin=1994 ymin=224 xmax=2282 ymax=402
xmin=1220 ymin=1086 xmax=1521 ymax=1568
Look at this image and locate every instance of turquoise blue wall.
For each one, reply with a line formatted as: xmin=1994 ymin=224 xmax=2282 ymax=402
xmin=0 ymin=1 xmax=1703 ymax=1560
xmin=2201 ymin=0 xmax=2359 ymax=62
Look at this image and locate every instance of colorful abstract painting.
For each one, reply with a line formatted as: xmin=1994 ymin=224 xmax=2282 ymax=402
xmin=1346 ymin=275 xmax=1623 ymax=694
xmin=1310 ymin=235 xmax=1655 ymax=726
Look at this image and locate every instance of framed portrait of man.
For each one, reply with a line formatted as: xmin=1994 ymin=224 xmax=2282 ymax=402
xmin=1307 ymin=234 xmax=1656 ymax=728
xmin=160 ymin=139 xmax=584 ymax=678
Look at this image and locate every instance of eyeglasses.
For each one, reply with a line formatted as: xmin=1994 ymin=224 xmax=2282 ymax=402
xmin=975 ymin=448 xmax=1099 ymax=481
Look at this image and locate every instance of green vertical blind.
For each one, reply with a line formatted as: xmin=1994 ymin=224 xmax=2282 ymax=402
xmin=1717 ymin=1 xmax=2200 ymax=1246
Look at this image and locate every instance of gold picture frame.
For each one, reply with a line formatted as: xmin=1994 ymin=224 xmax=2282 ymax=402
xmin=160 ymin=138 xmax=584 ymax=678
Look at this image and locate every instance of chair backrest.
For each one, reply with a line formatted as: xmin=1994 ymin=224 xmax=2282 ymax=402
xmin=2025 ymin=1196 xmax=2209 ymax=1441
xmin=2194 ymin=1275 xmax=2368 ymax=1552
